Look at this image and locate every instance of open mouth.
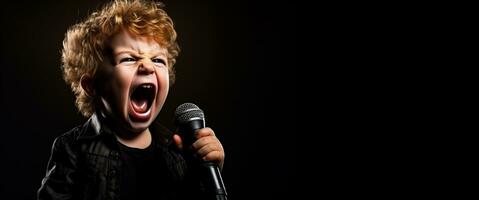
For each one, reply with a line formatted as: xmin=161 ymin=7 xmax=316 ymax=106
xmin=129 ymin=83 xmax=156 ymax=121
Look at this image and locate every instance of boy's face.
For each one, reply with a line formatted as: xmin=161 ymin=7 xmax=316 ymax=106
xmin=97 ymin=30 xmax=169 ymax=133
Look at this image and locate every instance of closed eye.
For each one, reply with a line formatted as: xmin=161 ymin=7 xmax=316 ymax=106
xmin=119 ymin=57 xmax=136 ymax=63
xmin=152 ymin=58 xmax=166 ymax=65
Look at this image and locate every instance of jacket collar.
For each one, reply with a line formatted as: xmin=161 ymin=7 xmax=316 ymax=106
xmin=77 ymin=112 xmax=115 ymax=140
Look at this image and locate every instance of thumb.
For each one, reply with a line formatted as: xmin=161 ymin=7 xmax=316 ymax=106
xmin=173 ymin=134 xmax=183 ymax=150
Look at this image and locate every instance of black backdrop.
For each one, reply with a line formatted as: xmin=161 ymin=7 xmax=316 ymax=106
xmin=0 ymin=0 xmax=297 ymax=199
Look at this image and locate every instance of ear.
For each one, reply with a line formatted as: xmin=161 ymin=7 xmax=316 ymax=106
xmin=80 ymin=74 xmax=95 ymax=97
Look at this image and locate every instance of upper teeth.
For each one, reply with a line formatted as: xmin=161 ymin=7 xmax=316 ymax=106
xmin=142 ymin=84 xmax=152 ymax=89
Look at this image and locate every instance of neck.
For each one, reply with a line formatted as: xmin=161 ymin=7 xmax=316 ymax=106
xmin=116 ymin=128 xmax=152 ymax=149
xmin=97 ymin=111 xmax=153 ymax=149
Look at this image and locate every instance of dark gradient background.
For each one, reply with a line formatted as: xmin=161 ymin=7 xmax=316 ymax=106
xmin=0 ymin=0 xmax=297 ymax=199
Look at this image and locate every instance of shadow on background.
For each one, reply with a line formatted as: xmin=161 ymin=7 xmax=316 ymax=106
xmin=0 ymin=0 xmax=297 ymax=199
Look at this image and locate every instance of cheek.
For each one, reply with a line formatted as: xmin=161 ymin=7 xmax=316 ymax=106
xmin=156 ymin=69 xmax=169 ymax=101
xmin=110 ymin=68 xmax=135 ymax=102
xmin=157 ymin=68 xmax=169 ymax=90
xmin=117 ymin=70 xmax=134 ymax=89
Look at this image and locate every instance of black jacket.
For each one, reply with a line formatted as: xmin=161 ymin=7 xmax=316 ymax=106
xmin=37 ymin=113 xmax=203 ymax=200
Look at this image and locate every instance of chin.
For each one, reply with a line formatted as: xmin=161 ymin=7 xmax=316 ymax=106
xmin=126 ymin=121 xmax=151 ymax=133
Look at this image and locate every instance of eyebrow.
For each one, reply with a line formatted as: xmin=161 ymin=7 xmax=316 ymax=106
xmin=114 ymin=50 xmax=167 ymax=57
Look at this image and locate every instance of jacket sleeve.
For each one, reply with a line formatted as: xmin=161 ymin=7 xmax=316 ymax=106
xmin=37 ymin=134 xmax=80 ymax=200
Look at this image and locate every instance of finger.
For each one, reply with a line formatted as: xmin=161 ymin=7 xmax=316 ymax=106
xmin=203 ymin=150 xmax=224 ymax=162
xmin=196 ymin=143 xmax=221 ymax=157
xmin=192 ymin=135 xmax=217 ymax=150
xmin=195 ymin=127 xmax=215 ymax=139
xmin=203 ymin=151 xmax=225 ymax=170
xmin=173 ymin=134 xmax=183 ymax=150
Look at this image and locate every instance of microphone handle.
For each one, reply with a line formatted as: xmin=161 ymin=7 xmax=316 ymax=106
xmin=179 ymin=120 xmax=228 ymax=199
xmin=201 ymin=161 xmax=228 ymax=200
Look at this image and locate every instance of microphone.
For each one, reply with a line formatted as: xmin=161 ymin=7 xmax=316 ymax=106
xmin=174 ymin=103 xmax=228 ymax=200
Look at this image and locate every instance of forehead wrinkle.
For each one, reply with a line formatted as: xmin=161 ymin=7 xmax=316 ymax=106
xmin=111 ymin=31 xmax=167 ymax=58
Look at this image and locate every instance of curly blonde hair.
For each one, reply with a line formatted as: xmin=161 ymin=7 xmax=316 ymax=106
xmin=62 ymin=0 xmax=179 ymax=117
xmin=62 ymin=0 xmax=180 ymax=117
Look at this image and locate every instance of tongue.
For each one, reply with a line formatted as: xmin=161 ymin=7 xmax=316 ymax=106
xmin=132 ymin=99 xmax=148 ymax=113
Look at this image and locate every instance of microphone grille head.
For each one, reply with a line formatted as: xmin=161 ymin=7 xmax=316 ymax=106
xmin=174 ymin=103 xmax=204 ymax=125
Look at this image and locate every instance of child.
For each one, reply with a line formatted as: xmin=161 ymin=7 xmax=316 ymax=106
xmin=37 ymin=0 xmax=225 ymax=199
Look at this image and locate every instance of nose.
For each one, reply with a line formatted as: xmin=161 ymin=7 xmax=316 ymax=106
xmin=138 ymin=59 xmax=155 ymax=75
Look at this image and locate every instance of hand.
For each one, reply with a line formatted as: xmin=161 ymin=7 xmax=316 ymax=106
xmin=173 ymin=127 xmax=225 ymax=170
